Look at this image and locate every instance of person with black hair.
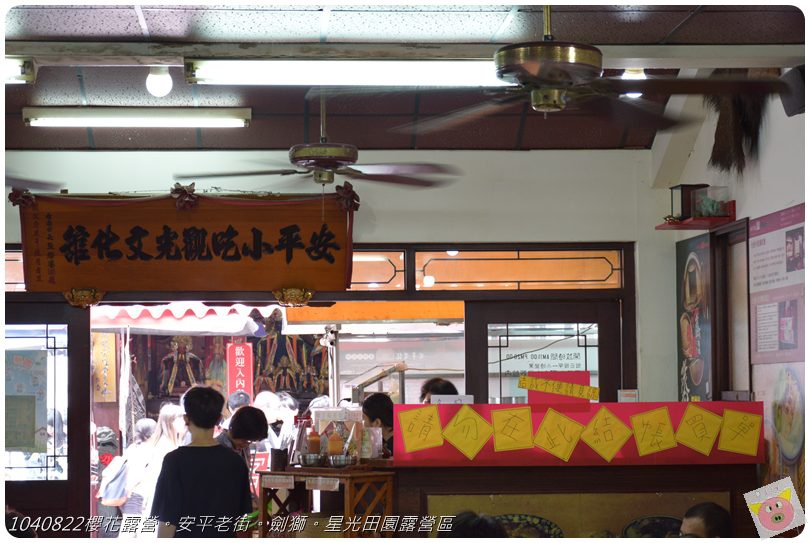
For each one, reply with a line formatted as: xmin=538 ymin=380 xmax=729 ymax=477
xmin=221 ymin=390 xmax=252 ymax=431
xmin=216 ymin=406 xmax=268 ymax=468
xmin=420 ymin=377 xmax=459 ymax=404
xmin=361 ymin=393 xmax=395 ymax=456
xmin=151 ymin=386 xmax=252 ymax=538
xmin=437 ymin=511 xmax=507 ymax=538
xmin=680 ymin=502 xmax=732 ymax=537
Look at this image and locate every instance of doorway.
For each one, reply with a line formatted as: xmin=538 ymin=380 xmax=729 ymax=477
xmin=464 ymin=301 xmax=622 ymax=403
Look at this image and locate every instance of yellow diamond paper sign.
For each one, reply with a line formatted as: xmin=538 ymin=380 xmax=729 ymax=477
xmin=675 ymin=404 xmax=722 ymax=456
xmin=717 ymin=409 xmax=762 ymax=456
xmin=630 ymin=407 xmax=677 ymax=456
xmin=581 ymin=406 xmax=633 ymax=462
xmin=441 ymin=405 xmax=494 ymax=460
xmin=398 ymin=405 xmax=444 ymax=453
xmin=533 ymin=408 xmax=585 ymax=462
xmin=491 ymin=407 xmax=534 ymax=452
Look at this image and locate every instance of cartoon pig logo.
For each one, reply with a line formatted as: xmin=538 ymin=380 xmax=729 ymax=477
xmin=749 ymin=487 xmax=795 ymax=531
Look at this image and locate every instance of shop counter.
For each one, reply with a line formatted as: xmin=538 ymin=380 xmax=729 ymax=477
xmin=257 ymin=466 xmax=394 ymax=538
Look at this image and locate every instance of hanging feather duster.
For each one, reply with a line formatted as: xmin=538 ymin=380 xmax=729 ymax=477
xmin=703 ymin=68 xmax=776 ymax=174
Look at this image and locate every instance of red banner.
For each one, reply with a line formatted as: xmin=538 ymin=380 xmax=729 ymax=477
xmin=393 ymin=401 xmax=764 ymax=467
xmin=227 ymin=342 xmax=254 ymax=398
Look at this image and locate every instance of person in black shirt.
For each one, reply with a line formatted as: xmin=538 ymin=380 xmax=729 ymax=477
xmin=361 ymin=393 xmax=395 ymax=456
xmin=151 ymin=386 xmax=252 ymax=538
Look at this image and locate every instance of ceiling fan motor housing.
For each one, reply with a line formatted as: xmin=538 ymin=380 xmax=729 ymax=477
xmin=289 ymin=142 xmax=359 ymax=169
xmin=494 ymin=41 xmax=603 ymax=88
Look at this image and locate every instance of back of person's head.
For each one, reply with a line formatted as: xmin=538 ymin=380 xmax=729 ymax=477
xmin=362 ymin=393 xmax=394 ymax=429
xmin=277 ymin=391 xmax=300 ymax=414
xmin=133 ymin=418 xmax=157 ymax=445
xmin=227 ymin=390 xmax=251 ymax=412
xmin=254 ymin=390 xmax=280 ymax=411
xmin=229 ymin=406 xmax=269 ymax=441
xmin=420 ymin=377 xmax=459 ymax=402
xmin=47 ymin=409 xmax=67 ymax=449
xmin=438 ymin=511 xmax=507 ymax=538
xmin=683 ymin=502 xmax=732 ymax=537
xmin=150 ymin=403 xmax=185 ymax=447
xmin=181 ymin=386 xmax=225 ymax=429
xmin=304 ymin=395 xmax=331 ymax=416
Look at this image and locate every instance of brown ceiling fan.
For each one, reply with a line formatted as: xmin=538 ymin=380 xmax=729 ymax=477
xmin=6 ymin=172 xmax=64 ymax=192
xmin=313 ymin=5 xmax=789 ymax=135
xmin=174 ymin=94 xmax=458 ymax=188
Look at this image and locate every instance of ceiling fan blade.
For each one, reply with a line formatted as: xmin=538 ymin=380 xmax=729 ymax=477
xmin=5 ymin=175 xmax=64 ymax=191
xmin=338 ymin=167 xmax=445 ymax=188
xmin=173 ymin=169 xmax=308 ymax=180
xmin=595 ymin=76 xmax=789 ymax=96
xmin=576 ymin=95 xmax=682 ymax=131
xmin=350 ymin=163 xmax=460 ymax=176
xmin=390 ymin=92 xmax=526 ymax=135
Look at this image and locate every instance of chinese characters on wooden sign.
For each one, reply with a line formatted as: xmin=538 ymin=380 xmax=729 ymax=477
xmin=15 ymin=187 xmax=356 ymax=293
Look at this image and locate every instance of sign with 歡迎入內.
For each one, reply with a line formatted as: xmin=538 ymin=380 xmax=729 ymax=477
xmin=14 ymin=186 xmax=357 ymax=293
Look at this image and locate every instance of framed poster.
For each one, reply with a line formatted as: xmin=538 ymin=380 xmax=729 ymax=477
xmin=749 ymin=204 xmax=805 ymax=502
xmin=675 ymin=234 xmax=712 ymax=401
xmin=5 ymin=350 xmax=48 ymax=452
xmin=749 ymin=204 xmax=804 ymax=364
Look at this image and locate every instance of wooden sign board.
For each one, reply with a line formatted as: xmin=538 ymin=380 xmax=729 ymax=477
xmin=16 ymin=189 xmax=355 ymax=293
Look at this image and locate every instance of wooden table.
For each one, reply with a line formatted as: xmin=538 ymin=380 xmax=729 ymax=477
xmin=257 ymin=466 xmax=394 ymax=538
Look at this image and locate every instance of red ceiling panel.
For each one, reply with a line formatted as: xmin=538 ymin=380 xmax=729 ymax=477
xmin=306 ymin=115 xmax=413 ymax=150
xmin=520 ymin=114 xmax=626 ymax=150
xmin=415 ymin=116 xmax=521 ymax=150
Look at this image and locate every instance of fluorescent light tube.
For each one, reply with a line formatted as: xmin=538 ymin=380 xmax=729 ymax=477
xmin=187 ymin=59 xmax=510 ymax=87
xmin=22 ymin=107 xmax=251 ymax=128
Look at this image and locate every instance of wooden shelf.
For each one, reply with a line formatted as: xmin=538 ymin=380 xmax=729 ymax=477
xmin=656 ymin=201 xmax=736 ymax=230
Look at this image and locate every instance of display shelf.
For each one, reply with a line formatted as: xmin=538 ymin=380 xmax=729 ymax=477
xmin=656 ymin=201 xmax=736 ymax=230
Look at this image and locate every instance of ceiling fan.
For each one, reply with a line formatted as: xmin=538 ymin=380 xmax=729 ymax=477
xmin=174 ymin=95 xmax=458 ymax=188
xmin=316 ymin=6 xmax=788 ymax=135
xmin=6 ymin=172 xmax=64 ymax=192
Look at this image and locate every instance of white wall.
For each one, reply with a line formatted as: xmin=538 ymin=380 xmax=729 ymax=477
xmin=3 ymin=147 xmax=679 ymax=400
xmin=679 ymin=95 xmax=805 ymax=221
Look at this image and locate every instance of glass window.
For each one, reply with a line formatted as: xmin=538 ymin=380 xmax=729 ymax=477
xmin=350 ymin=251 xmax=405 ymax=291
xmin=5 ymin=250 xmax=25 ymax=292
xmin=487 ymin=322 xmax=598 ymax=403
xmin=416 ymin=250 xmax=622 ymax=290
xmin=337 ymin=323 xmax=465 ymax=404
xmin=5 ymin=324 xmax=69 ymax=480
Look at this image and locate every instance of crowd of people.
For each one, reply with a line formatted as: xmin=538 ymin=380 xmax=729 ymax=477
xmin=8 ymin=378 xmax=739 ymax=538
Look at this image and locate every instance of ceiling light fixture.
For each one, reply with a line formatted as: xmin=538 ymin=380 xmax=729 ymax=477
xmin=423 ymin=275 xmax=436 ymax=288
xmin=5 ymin=57 xmax=34 ymax=84
xmin=620 ymin=68 xmax=646 ymax=99
xmin=145 ymin=66 xmax=173 ymax=97
xmin=22 ymin=107 xmax=251 ymax=128
xmin=446 ymin=250 xmax=459 ymax=256
xmin=186 ymin=59 xmax=510 ymax=87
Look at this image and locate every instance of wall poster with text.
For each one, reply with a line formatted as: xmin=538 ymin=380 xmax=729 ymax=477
xmin=676 ymin=233 xmax=712 ymax=401
xmin=5 ymin=350 xmax=48 ymax=452
xmin=749 ymin=203 xmax=805 ymax=503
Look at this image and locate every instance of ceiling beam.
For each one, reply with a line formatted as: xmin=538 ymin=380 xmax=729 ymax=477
xmin=6 ymin=41 xmax=804 ymax=69
xmin=649 ymin=69 xmax=712 ymax=189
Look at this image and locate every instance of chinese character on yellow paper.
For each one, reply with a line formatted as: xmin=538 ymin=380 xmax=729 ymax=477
xmin=630 ymin=407 xmax=677 ymax=456
xmin=581 ymin=406 xmax=633 ymax=462
xmin=491 ymin=407 xmax=534 ymax=452
xmin=675 ymin=404 xmax=722 ymax=456
xmin=717 ymin=409 xmax=761 ymax=456
xmin=398 ymin=405 xmax=444 ymax=453
xmin=442 ymin=405 xmax=493 ymax=460
xmin=533 ymin=408 xmax=584 ymax=462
